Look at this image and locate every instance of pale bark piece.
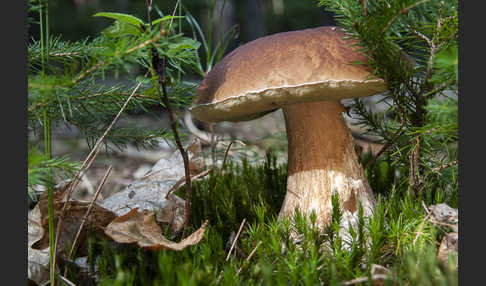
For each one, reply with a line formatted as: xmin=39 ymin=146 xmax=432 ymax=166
xmin=104 ymin=208 xmax=209 ymax=250
xmin=429 ymin=203 xmax=458 ymax=232
xmin=101 ymin=140 xmax=205 ymax=234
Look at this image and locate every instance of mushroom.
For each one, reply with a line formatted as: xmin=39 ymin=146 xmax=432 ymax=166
xmin=189 ymin=26 xmax=387 ymax=236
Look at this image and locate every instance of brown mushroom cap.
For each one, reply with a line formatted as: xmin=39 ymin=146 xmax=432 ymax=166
xmin=190 ymin=26 xmax=387 ymax=122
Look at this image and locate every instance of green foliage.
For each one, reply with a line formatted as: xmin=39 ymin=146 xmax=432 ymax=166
xmin=93 ymin=12 xmax=145 ymax=28
xmin=27 ymin=2 xmax=204 ymax=197
xmin=431 ymin=44 xmax=458 ymax=84
xmin=393 ymin=244 xmax=458 ymax=286
xmin=28 ymin=1 xmax=458 ymax=285
xmin=84 ymin=153 xmax=456 ymax=285
xmin=27 ymin=145 xmax=80 ymax=202
xmin=317 ymin=0 xmax=458 ymax=196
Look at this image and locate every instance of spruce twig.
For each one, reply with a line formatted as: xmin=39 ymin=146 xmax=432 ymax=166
xmin=72 ymin=30 xmax=166 ymax=84
xmin=380 ymin=0 xmax=430 ymax=37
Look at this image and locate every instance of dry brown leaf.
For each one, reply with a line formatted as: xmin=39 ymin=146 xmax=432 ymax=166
xmin=104 ymin=208 xmax=208 ymax=250
xmin=32 ymin=191 xmax=117 ymax=256
xmin=28 ymin=192 xmax=117 ymax=284
xmin=28 ymin=204 xmax=50 ymax=285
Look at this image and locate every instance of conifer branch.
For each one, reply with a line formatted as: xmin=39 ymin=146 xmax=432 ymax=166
xmin=432 ymin=160 xmax=458 ymax=174
xmin=381 ymin=0 xmax=430 ymax=37
xmin=365 ymin=124 xmax=406 ymax=169
xmin=72 ymin=30 xmax=166 ymax=84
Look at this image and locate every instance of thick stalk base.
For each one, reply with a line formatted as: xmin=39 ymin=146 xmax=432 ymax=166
xmin=279 ymin=101 xmax=375 ymax=239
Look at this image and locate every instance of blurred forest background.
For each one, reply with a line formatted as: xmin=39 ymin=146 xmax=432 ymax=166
xmin=28 ymin=0 xmax=336 ymax=51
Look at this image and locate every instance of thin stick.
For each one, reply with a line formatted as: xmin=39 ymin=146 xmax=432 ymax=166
xmin=168 ymin=0 xmax=180 ymax=31
xmin=146 ymin=0 xmax=153 ymax=31
xmin=421 ymin=200 xmax=430 ymax=215
xmin=226 ymin=218 xmax=247 ymax=261
xmin=432 ymin=160 xmax=458 ymax=174
xmin=63 ymin=165 xmax=112 ymax=277
xmin=165 ymin=169 xmax=213 ymax=199
xmin=409 ymin=27 xmax=438 ymax=85
xmin=341 ymin=274 xmax=389 ymax=285
xmin=157 ymin=54 xmax=193 ymax=239
xmin=236 ymin=241 xmax=262 ymax=275
xmin=52 ymin=76 xmax=146 ymax=279
xmin=221 ymin=140 xmax=246 ymax=171
xmin=210 ymin=123 xmax=217 ymax=167
xmin=413 ymin=213 xmax=430 ymax=245
xmin=58 ymin=275 xmax=77 ymax=286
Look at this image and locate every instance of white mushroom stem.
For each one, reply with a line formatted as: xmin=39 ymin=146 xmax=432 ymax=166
xmin=279 ymin=100 xmax=375 ymax=236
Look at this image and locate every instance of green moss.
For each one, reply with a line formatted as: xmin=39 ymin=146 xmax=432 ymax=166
xmin=80 ymin=151 xmax=457 ymax=285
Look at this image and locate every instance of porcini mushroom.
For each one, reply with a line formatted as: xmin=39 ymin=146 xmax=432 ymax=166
xmin=190 ymin=26 xmax=387 ymax=236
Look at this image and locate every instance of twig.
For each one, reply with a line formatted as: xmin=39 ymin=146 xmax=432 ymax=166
xmin=58 ymin=275 xmax=77 ymax=286
xmin=408 ymin=137 xmax=421 ymax=196
xmin=421 ymin=200 xmax=430 ymax=215
xmin=63 ymin=165 xmax=112 ymax=277
xmin=365 ymin=125 xmax=406 ymax=169
xmin=413 ymin=213 xmax=430 ymax=245
xmin=236 ymin=241 xmax=262 ymax=275
xmin=409 ymin=27 xmax=437 ymax=84
xmin=156 ymin=53 xmax=193 ymax=238
xmin=146 ymin=0 xmax=153 ymax=31
xmin=52 ymin=75 xmax=146 ymax=279
xmin=381 ymin=0 xmax=430 ymax=37
xmin=341 ymin=274 xmax=389 ymax=285
xmin=221 ymin=140 xmax=246 ymax=171
xmin=165 ymin=169 xmax=213 ymax=199
xmin=432 ymin=160 xmax=458 ymax=174
xmin=226 ymin=218 xmax=247 ymax=261
xmin=210 ymin=123 xmax=217 ymax=167
xmin=147 ymin=0 xmax=194 ymax=238
xmin=424 ymin=81 xmax=454 ymax=99
xmin=361 ymin=0 xmax=367 ymax=17
xmin=168 ymin=0 xmax=180 ymax=30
